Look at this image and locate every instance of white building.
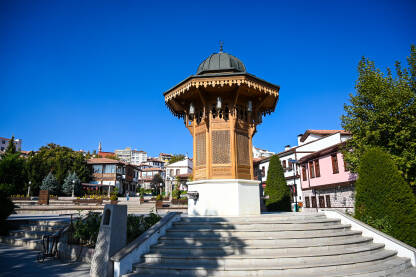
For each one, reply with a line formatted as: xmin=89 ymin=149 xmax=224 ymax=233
xmin=254 ymin=130 xmax=351 ymax=210
xmin=252 ymin=146 xmax=275 ymax=159
xmin=0 ymin=137 xmax=22 ymax=152
xmin=165 ymin=157 xmax=193 ymax=193
xmin=114 ymin=147 xmax=147 ymax=165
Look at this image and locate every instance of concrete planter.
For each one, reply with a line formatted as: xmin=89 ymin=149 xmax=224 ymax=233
xmin=110 ymin=200 xmax=118 ymax=205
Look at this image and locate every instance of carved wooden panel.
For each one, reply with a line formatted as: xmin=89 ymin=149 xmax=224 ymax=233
xmin=237 ymin=132 xmax=249 ymax=165
xmin=212 ymin=130 xmax=230 ymax=164
xmin=196 ymin=132 xmax=206 ymax=166
xmin=194 ymin=168 xmax=206 ymax=180
xmin=212 ymin=122 xmax=229 ymax=130
xmin=237 ymin=165 xmax=251 ymax=179
xmin=212 ymin=166 xmax=232 ymax=178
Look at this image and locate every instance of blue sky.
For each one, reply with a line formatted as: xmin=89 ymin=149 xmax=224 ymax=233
xmin=1 ymin=0 xmax=415 ymax=156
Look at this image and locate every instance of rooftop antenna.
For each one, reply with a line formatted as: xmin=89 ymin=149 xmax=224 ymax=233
xmin=219 ymin=41 xmax=224 ymax=53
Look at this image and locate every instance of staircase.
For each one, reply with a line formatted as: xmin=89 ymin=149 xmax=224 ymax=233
xmin=117 ymin=200 xmax=156 ymax=214
xmin=0 ymin=218 xmax=70 ymax=251
xmin=125 ymin=213 xmax=416 ymax=276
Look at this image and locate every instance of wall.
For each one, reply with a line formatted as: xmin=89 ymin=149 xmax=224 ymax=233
xmin=301 ymin=152 xmax=357 ymax=189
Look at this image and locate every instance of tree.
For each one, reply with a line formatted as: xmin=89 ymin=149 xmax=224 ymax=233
xmin=341 ymin=45 xmax=416 ymax=186
xmin=150 ymin=174 xmax=164 ymax=195
xmin=26 ymin=143 xmax=91 ymax=195
xmin=168 ymin=154 xmax=185 ymax=164
xmin=4 ymin=136 xmax=17 ymax=156
xmin=40 ymin=172 xmax=60 ymax=195
xmin=0 ymin=189 xmax=16 ymax=235
xmin=355 ymin=147 xmax=416 ymax=247
xmin=264 ymin=155 xmax=291 ymax=211
xmin=62 ymin=172 xmax=82 ymax=196
xmin=0 ymin=153 xmax=27 ymax=195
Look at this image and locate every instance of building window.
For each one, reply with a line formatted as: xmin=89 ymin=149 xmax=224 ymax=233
xmin=319 ymin=196 xmax=325 ymax=208
xmin=309 ymin=161 xmax=315 ymax=178
xmin=261 ymin=166 xmax=265 ymax=177
xmin=325 ymin=195 xmax=331 ymax=208
xmin=311 ymin=196 xmax=317 ymax=208
xmin=282 ymin=160 xmax=286 ymax=169
xmin=314 ymin=159 xmax=320 ymax=177
xmin=305 ymin=197 xmax=310 ymax=208
xmin=176 ymin=169 xmax=180 ymax=176
xmin=331 ymin=154 xmax=339 ymax=174
xmin=288 ymin=160 xmax=293 ymax=170
xmin=170 ymin=169 xmax=174 ymax=176
xmin=93 ymin=165 xmax=102 ymax=174
xmin=302 ymin=164 xmax=307 ymax=181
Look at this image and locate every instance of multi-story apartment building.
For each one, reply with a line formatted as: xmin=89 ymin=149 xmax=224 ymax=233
xmin=159 ymin=153 xmax=173 ymax=163
xmin=300 ymin=142 xmax=356 ymax=213
xmin=114 ymin=147 xmax=147 ymax=165
xmin=86 ymin=158 xmax=139 ymax=195
xmin=143 ymin=157 xmax=165 ymax=168
xmin=0 ymin=136 xmax=22 ymax=152
xmin=254 ymin=130 xmax=351 ymax=210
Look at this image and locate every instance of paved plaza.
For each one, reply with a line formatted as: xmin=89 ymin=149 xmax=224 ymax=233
xmin=0 ymin=243 xmax=90 ymax=277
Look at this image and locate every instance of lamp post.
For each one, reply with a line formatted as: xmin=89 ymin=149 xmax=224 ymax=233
xmin=72 ymin=180 xmax=75 ymax=198
xmin=288 ymin=158 xmax=298 ymax=212
xmin=27 ymin=181 xmax=31 ymax=198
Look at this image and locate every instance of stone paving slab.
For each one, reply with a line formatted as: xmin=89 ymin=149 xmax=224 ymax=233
xmin=0 ymin=243 xmax=90 ymax=277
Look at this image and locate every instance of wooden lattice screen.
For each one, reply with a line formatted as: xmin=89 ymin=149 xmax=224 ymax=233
xmin=237 ymin=132 xmax=250 ymax=165
xmin=212 ymin=130 xmax=230 ymax=164
xmin=196 ymin=132 xmax=206 ymax=166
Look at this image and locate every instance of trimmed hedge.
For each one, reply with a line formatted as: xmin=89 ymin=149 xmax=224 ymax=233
xmin=264 ymin=155 xmax=291 ymax=212
xmin=355 ymin=147 xmax=416 ymax=247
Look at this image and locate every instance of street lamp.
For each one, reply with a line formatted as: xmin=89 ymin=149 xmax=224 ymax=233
xmin=288 ymin=158 xmax=298 ymax=212
xmin=27 ymin=181 xmax=31 ymax=198
xmin=72 ymin=180 xmax=75 ymax=198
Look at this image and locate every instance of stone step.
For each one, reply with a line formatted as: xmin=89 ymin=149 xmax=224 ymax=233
xmin=151 ymin=236 xmax=374 ymax=256
xmin=177 ymin=218 xmax=337 ymax=226
xmin=20 ymin=224 xmax=63 ymax=232
xmin=170 ymin=222 xmax=346 ymax=231
xmin=159 ymin=230 xmax=363 ymax=245
xmin=125 ymin=256 xmax=412 ymax=276
xmin=8 ymin=230 xmax=54 ymax=239
xmin=164 ymin=226 xmax=355 ymax=239
xmin=131 ymin=250 xmax=399 ymax=276
xmin=0 ymin=236 xmax=42 ymax=250
xmin=142 ymin=243 xmax=386 ymax=266
xmin=179 ymin=214 xmax=327 ymax=223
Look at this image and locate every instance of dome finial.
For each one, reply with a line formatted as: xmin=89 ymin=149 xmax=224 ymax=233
xmin=219 ymin=41 xmax=224 ymax=53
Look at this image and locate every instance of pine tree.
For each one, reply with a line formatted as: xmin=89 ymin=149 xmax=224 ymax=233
xmin=355 ymin=147 xmax=416 ymax=247
xmin=4 ymin=136 xmax=17 ymax=155
xmin=264 ymin=155 xmax=292 ymax=212
xmin=40 ymin=172 xmax=60 ymax=195
xmin=62 ymin=172 xmax=82 ymax=196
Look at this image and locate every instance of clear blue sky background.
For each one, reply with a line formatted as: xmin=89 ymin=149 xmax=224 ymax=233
xmin=1 ymin=0 xmax=415 ymax=157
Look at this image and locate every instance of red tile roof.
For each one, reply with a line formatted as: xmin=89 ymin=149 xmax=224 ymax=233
xmin=300 ymin=130 xmax=351 ymax=142
xmin=87 ymin=158 xmax=121 ymax=164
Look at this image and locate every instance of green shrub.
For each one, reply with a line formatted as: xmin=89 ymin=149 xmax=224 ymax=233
xmin=264 ymin=155 xmax=291 ymax=212
xmin=156 ymin=194 xmax=162 ymax=201
xmin=355 ymin=147 xmax=416 ymax=247
xmin=0 ymin=188 xmax=16 ymax=235
xmin=110 ymin=194 xmax=118 ymax=201
xmin=72 ymin=212 xmax=101 ymax=247
xmin=126 ymin=213 xmax=161 ymax=243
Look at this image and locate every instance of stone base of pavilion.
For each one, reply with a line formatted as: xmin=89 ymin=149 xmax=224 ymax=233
xmin=187 ymin=179 xmax=261 ymax=216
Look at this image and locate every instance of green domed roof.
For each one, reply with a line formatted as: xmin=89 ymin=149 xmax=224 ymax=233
xmin=196 ymin=52 xmax=246 ymax=75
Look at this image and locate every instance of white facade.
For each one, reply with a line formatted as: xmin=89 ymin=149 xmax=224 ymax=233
xmin=188 ymin=179 xmax=261 ymax=216
xmin=165 ymin=157 xmax=193 ymax=193
xmin=0 ymin=137 xmax=22 ymax=152
xmin=115 ymin=147 xmax=147 ymax=165
xmin=256 ymin=131 xmax=351 ymax=207
xmin=252 ymin=146 xmax=274 ymax=159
